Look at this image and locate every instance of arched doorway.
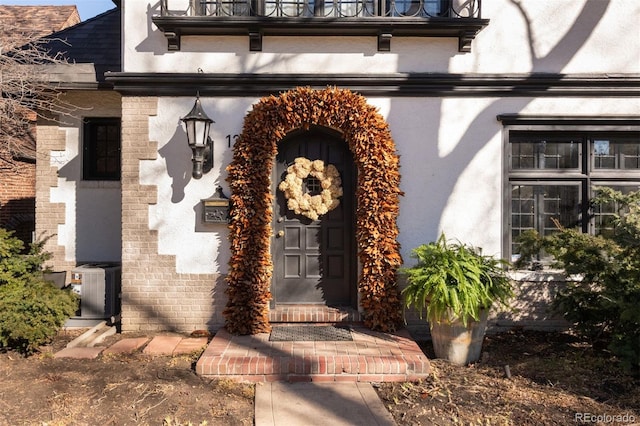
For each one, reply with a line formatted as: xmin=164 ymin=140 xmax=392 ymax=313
xmin=225 ymin=87 xmax=402 ymax=334
xmin=272 ymin=126 xmax=357 ymax=307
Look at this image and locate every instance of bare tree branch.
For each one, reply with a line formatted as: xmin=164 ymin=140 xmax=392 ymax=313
xmin=1 ymin=31 xmax=80 ymax=169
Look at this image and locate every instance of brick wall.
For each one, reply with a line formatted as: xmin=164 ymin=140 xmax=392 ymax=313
xmin=0 ymin=138 xmax=36 ymax=245
xmin=120 ymin=96 xmax=227 ymax=333
xmin=400 ymin=273 xmax=571 ymax=340
xmin=34 ymin=122 xmax=75 ymax=272
xmin=488 ymin=272 xmax=571 ymax=333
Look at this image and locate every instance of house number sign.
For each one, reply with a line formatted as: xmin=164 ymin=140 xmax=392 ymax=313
xmin=226 ymin=134 xmax=239 ymax=147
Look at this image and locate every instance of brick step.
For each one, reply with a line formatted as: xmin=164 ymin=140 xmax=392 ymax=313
xmin=196 ymin=327 xmax=430 ymax=383
xmin=269 ymin=305 xmax=363 ymax=323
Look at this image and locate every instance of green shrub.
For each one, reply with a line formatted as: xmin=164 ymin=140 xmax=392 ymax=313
xmin=0 ymin=229 xmax=50 ymax=286
xmin=517 ymin=188 xmax=640 ymax=373
xmin=0 ymin=229 xmax=78 ymax=353
xmin=401 ymin=233 xmax=513 ymax=326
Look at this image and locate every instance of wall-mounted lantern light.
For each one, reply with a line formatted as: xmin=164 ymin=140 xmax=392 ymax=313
xmin=181 ymin=93 xmax=214 ymax=179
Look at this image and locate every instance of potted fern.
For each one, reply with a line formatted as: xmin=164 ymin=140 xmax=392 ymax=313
xmin=401 ymin=233 xmax=513 ymax=365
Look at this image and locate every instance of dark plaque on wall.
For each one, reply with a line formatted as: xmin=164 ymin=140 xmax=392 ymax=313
xmin=202 ymin=187 xmax=230 ymax=223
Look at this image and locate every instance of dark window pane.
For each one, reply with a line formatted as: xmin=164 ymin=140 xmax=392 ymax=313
xmin=520 ymin=214 xmax=533 ymax=228
xmin=511 ymin=140 xmax=579 ymax=170
xmin=621 ymin=143 xmax=640 ymax=169
xmin=83 ymin=118 xmax=121 ymax=181
xmin=593 ymin=185 xmax=640 ymax=237
xmin=594 ymin=137 xmax=640 ymax=170
xmin=510 ymin=184 xmax=580 ymax=256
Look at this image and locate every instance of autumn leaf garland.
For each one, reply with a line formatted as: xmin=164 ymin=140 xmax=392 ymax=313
xmin=224 ymin=87 xmax=403 ymax=334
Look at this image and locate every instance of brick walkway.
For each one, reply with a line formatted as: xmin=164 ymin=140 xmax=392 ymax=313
xmin=54 ymin=306 xmax=431 ymax=383
xmin=54 ymin=335 xmax=208 ymax=359
xmin=196 ymin=326 xmax=431 ymax=383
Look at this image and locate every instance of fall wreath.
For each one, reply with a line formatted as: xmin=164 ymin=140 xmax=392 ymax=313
xmin=278 ymin=157 xmax=343 ymax=220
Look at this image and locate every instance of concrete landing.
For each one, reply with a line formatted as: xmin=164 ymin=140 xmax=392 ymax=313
xmin=53 ymin=347 xmax=103 ymax=359
xmin=102 ymin=337 xmax=149 ymax=355
xmin=255 ymin=382 xmax=396 ymax=426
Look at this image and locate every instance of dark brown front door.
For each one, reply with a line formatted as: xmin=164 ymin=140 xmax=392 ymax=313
xmin=272 ymin=127 xmax=356 ymax=306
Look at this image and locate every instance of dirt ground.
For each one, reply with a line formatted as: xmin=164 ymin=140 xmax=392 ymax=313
xmin=378 ymin=331 xmax=640 ymax=425
xmin=0 ymin=330 xmax=254 ymax=426
xmin=0 ymin=329 xmax=638 ymax=426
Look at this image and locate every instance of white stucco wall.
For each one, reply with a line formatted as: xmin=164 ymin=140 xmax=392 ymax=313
xmin=123 ymin=0 xmax=640 ymax=74
xmin=142 ymin=97 xmax=254 ymax=274
xmin=112 ymin=0 xmax=640 ymax=274
xmin=393 ymin=96 xmax=640 ymax=262
xmin=140 ymin=94 xmax=639 ymax=274
xmin=48 ymin=92 xmax=122 ymax=264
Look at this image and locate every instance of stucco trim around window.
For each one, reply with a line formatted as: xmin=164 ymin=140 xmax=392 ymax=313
xmin=105 ymin=72 xmax=640 ymax=97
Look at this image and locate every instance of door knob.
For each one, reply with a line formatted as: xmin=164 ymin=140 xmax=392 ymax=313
xmin=276 ymin=230 xmax=285 ymax=238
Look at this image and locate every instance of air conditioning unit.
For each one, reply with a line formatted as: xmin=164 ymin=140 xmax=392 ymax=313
xmin=66 ymin=263 xmax=121 ymax=326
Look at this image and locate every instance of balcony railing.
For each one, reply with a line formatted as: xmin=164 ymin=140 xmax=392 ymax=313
xmin=160 ymin=0 xmax=480 ymax=18
xmin=154 ymin=0 xmax=487 ymax=51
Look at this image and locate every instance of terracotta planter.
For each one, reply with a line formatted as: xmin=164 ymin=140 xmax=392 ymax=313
xmin=430 ymin=309 xmax=489 ymax=365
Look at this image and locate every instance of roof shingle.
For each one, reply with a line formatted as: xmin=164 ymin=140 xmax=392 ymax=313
xmin=0 ymin=5 xmax=80 ymax=40
xmin=40 ymin=8 xmax=121 ymax=83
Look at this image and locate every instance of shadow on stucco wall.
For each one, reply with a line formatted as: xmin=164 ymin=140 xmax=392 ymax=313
xmin=391 ymin=0 xmax=611 ymax=255
xmin=57 ymin=150 xmax=122 ymax=263
xmin=157 ymin=123 xmax=191 ymax=204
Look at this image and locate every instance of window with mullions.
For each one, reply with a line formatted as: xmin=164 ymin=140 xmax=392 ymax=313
xmin=510 ymin=184 xmax=581 ymax=257
xmin=510 ymin=138 xmax=580 ymax=170
xmin=592 ymin=184 xmax=640 ymax=238
xmin=507 ymin=130 xmax=640 ymax=262
xmin=83 ymin=118 xmax=121 ymax=181
xmin=593 ymin=136 xmax=640 ymax=170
